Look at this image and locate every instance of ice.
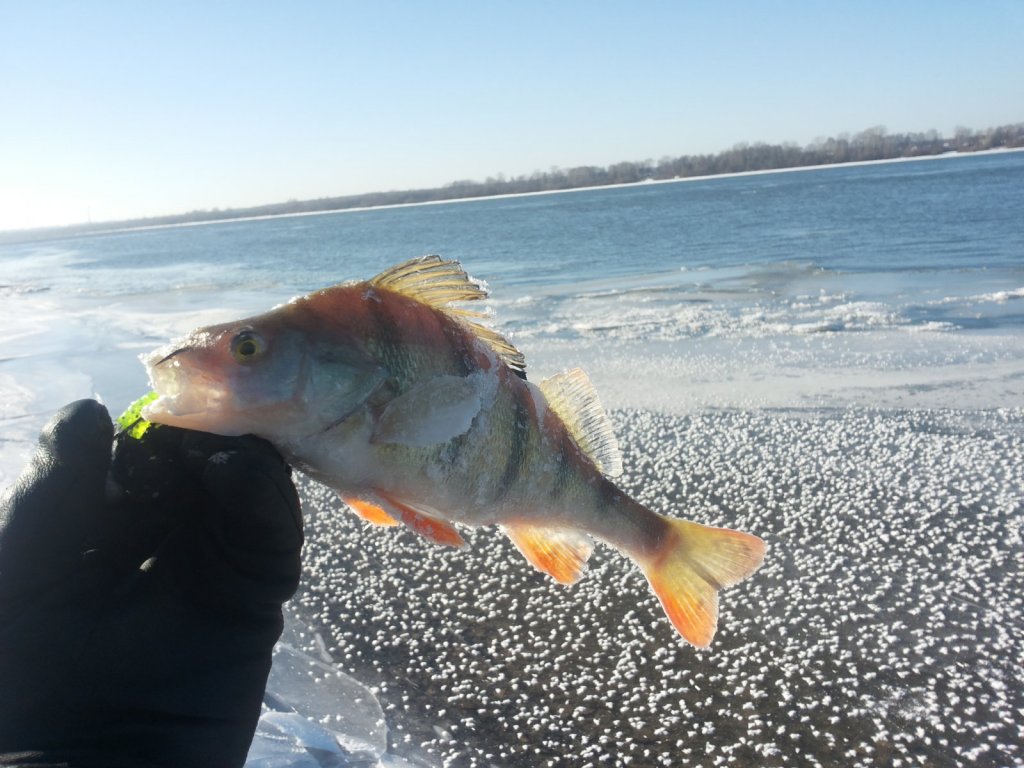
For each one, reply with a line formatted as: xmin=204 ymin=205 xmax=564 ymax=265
xmin=258 ymin=712 xmax=347 ymax=753
xmin=245 ymin=609 xmax=391 ymax=767
xmin=245 ymin=725 xmax=326 ymax=768
xmin=2 ymin=159 xmax=1023 ymax=765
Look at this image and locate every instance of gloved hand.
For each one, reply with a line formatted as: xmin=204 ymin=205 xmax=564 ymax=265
xmin=0 ymin=400 xmax=303 ymax=768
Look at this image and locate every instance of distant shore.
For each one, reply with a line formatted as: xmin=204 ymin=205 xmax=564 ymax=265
xmin=3 ymin=145 xmax=1022 ymax=246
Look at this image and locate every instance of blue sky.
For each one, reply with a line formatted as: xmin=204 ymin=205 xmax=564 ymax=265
xmin=1 ymin=1 xmax=1022 ymax=230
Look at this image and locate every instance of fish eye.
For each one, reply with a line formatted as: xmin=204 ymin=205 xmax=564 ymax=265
xmin=230 ymin=330 xmax=266 ymax=363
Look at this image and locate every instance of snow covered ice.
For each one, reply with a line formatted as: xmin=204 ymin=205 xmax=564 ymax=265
xmin=290 ymin=406 xmax=1024 ymax=767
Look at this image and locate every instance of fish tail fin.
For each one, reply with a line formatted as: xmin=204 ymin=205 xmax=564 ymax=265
xmin=638 ymin=516 xmax=765 ymax=647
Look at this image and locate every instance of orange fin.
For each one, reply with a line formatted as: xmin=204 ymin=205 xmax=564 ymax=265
xmin=504 ymin=524 xmax=594 ymax=584
xmin=378 ymin=493 xmax=467 ymax=548
xmin=640 ymin=518 xmax=765 ymax=648
xmin=341 ymin=496 xmax=400 ymax=527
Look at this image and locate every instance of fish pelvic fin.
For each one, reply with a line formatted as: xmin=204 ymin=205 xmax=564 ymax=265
xmin=370 ymin=255 xmax=526 ymax=377
xmin=503 ymin=524 xmax=594 ymax=585
xmin=640 ymin=517 xmax=765 ymax=648
xmin=341 ymin=495 xmax=400 ymax=527
xmin=539 ymin=369 xmax=622 ymax=477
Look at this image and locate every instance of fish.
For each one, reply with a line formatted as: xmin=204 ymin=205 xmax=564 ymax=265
xmin=142 ymin=255 xmax=765 ymax=647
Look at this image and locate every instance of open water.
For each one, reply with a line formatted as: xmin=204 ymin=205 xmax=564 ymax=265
xmin=2 ymin=151 xmax=1022 ymax=475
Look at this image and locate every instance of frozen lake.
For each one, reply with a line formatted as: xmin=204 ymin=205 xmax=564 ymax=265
xmin=1 ymin=151 xmax=1022 ymax=765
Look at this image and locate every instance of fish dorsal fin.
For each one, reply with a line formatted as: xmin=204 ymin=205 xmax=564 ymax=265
xmin=539 ymin=368 xmax=623 ymax=478
xmin=371 ymin=254 xmax=489 ymax=306
xmin=370 ymin=255 xmax=526 ymax=377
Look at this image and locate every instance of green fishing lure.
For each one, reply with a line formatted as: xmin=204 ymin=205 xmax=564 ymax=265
xmin=116 ymin=391 xmax=159 ymax=439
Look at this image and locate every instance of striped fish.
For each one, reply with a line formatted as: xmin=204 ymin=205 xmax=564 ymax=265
xmin=143 ymin=256 xmax=765 ymax=646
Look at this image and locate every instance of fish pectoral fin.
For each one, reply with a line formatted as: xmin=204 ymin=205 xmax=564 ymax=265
xmin=341 ymin=495 xmax=400 ymax=527
xmin=371 ymin=374 xmax=487 ymax=447
xmin=503 ymin=524 xmax=594 ymax=585
xmin=377 ymin=492 xmax=467 ymax=548
xmin=638 ymin=517 xmax=765 ymax=648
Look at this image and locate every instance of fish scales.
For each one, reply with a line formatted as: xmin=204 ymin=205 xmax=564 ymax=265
xmin=142 ymin=255 xmax=766 ymax=647
xmin=348 ymin=288 xmax=546 ymax=519
xmin=309 ymin=285 xmax=532 ymax=514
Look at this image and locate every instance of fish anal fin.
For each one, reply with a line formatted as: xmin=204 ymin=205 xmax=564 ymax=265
xmin=378 ymin=492 xmax=467 ymax=548
xmin=640 ymin=517 xmax=765 ymax=647
xmin=341 ymin=495 xmax=400 ymax=527
xmin=539 ymin=369 xmax=622 ymax=477
xmin=370 ymin=255 xmax=526 ymax=377
xmin=504 ymin=524 xmax=594 ymax=585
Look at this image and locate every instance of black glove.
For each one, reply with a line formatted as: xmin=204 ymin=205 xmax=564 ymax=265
xmin=0 ymin=400 xmax=303 ymax=768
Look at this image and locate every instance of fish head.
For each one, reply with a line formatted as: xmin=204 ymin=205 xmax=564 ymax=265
xmin=141 ymin=310 xmax=386 ymax=439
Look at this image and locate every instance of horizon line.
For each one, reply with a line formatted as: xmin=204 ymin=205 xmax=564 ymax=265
xmin=4 ymin=146 xmax=1024 ymax=243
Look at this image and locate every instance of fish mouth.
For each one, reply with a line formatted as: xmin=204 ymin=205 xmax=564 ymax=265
xmin=140 ymin=339 xmax=226 ymax=426
xmin=152 ymin=345 xmax=191 ymax=367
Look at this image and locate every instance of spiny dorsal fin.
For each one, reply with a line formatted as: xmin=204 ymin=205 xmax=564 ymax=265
xmin=371 ymin=254 xmax=489 ymax=306
xmin=370 ymin=255 xmax=526 ymax=377
xmin=539 ymin=368 xmax=623 ymax=478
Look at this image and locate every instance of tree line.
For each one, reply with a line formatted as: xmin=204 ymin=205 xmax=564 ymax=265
xmin=4 ymin=122 xmax=1023 ymax=242
xmin=445 ymin=122 xmax=1024 ymax=195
